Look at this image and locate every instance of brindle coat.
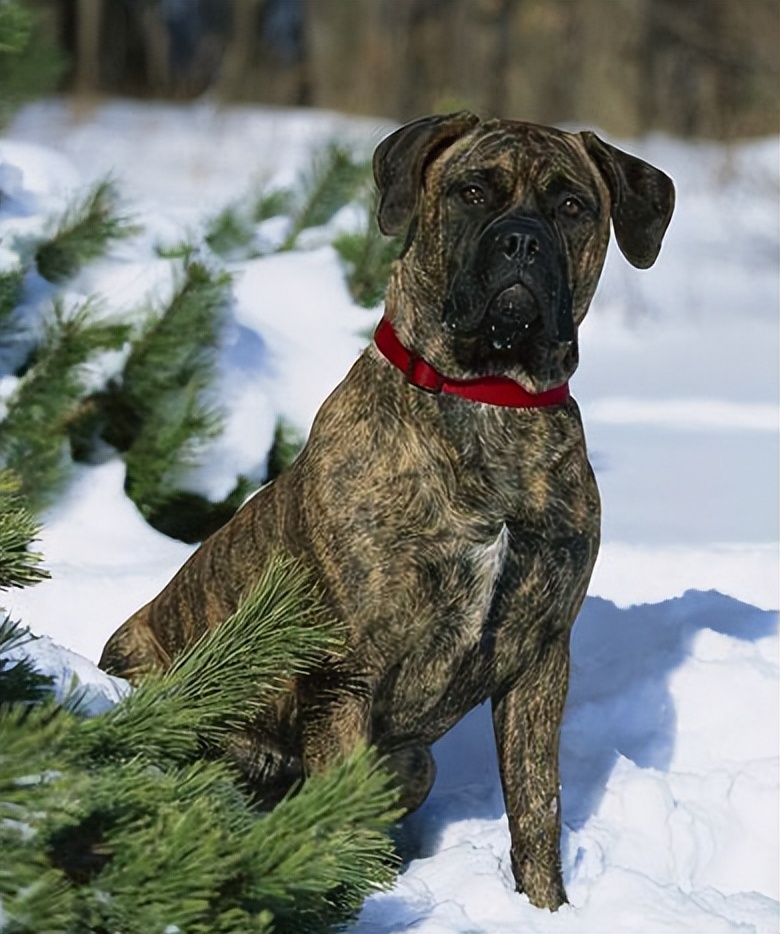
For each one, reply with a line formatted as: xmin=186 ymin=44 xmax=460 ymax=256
xmin=100 ymin=113 xmax=674 ymax=910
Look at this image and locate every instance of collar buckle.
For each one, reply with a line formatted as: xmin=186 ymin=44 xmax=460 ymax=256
xmin=405 ymin=355 xmax=444 ymax=394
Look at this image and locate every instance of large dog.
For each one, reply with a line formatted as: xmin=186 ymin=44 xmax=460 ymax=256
xmin=100 ymin=113 xmax=674 ymax=909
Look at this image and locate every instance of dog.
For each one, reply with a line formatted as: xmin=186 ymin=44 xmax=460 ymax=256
xmin=100 ymin=112 xmax=674 ymax=910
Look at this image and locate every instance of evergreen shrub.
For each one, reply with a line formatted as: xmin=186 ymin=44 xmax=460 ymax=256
xmin=0 ymin=555 xmax=401 ymax=933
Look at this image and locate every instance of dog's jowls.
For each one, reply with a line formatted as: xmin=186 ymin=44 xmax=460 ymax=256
xmin=100 ymin=113 xmax=674 ymax=910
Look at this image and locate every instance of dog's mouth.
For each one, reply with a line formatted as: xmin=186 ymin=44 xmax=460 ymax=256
xmin=486 ymin=281 xmax=545 ymax=351
xmin=444 ymin=281 xmax=543 ymax=351
xmin=442 ymin=213 xmax=576 ymax=380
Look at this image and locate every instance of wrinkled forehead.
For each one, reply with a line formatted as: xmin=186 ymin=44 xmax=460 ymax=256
xmin=435 ymin=120 xmax=597 ymax=189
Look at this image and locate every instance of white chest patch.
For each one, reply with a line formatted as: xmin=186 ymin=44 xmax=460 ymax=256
xmin=470 ymin=523 xmax=510 ymax=628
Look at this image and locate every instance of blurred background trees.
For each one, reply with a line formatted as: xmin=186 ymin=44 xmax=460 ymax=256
xmin=22 ymin=0 xmax=780 ymax=139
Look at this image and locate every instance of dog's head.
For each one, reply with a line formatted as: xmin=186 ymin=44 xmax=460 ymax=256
xmin=374 ymin=112 xmax=675 ymax=392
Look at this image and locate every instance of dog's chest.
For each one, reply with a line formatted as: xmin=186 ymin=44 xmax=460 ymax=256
xmin=367 ymin=437 xmax=599 ymax=741
xmin=469 ymin=523 xmax=510 ymax=628
xmin=371 ymin=524 xmax=519 ymax=733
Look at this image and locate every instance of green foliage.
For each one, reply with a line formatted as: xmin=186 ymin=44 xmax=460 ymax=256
xmin=123 ymin=379 xmax=223 ymax=520
xmin=0 ymin=469 xmax=51 ymax=707
xmin=0 ymin=300 xmax=130 ymax=512
xmin=281 ymin=143 xmax=371 ymax=251
xmin=0 ymin=266 xmax=24 ymax=324
xmin=0 ymin=617 xmax=53 ymax=705
xmin=251 ymin=748 xmax=401 ymax=933
xmin=83 ymin=554 xmax=344 ymax=762
xmin=154 ymin=237 xmax=199 ymax=260
xmin=118 ymin=260 xmax=229 ymax=424
xmin=35 ymin=177 xmax=139 ymax=284
xmin=205 ymin=184 xmax=295 ymax=260
xmin=76 ymin=258 xmax=232 ymax=523
xmin=205 ymin=203 xmax=257 ymax=259
xmin=0 ymin=0 xmax=65 ymax=131
xmin=0 ymin=554 xmax=400 ymax=932
xmin=1 ymin=132 xmax=398 ymax=546
xmin=119 ymin=275 xmax=229 ymax=519
xmin=137 ymin=475 xmax=254 ymax=544
xmin=0 ymin=469 xmax=49 ymax=590
xmin=265 ymin=417 xmax=305 ymax=484
xmin=253 ymin=186 xmax=295 ymax=223
xmin=333 ymin=209 xmax=402 ymax=308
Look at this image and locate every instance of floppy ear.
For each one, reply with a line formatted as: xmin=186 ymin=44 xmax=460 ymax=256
xmin=581 ymin=131 xmax=675 ymax=269
xmin=373 ymin=111 xmax=480 ymax=236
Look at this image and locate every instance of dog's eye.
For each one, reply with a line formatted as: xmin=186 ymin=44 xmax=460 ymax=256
xmin=459 ymin=184 xmax=487 ymax=206
xmin=557 ymin=196 xmax=584 ymax=218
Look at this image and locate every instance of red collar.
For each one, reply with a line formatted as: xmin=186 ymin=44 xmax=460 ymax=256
xmin=373 ymin=316 xmax=570 ymax=409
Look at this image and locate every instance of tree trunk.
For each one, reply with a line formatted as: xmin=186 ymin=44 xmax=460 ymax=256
xmin=74 ymin=0 xmax=102 ymax=93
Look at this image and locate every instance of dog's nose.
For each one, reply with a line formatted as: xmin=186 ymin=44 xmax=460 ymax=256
xmin=502 ymin=231 xmax=540 ymax=264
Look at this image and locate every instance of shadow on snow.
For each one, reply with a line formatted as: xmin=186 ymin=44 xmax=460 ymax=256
xmin=397 ymin=589 xmax=777 ymax=862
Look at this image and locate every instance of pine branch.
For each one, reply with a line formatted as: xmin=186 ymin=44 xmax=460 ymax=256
xmin=265 ymin=417 xmax=304 ymax=484
xmin=154 ymin=238 xmax=199 ymax=260
xmin=0 ymin=699 xmax=74 ymax=806
xmin=139 ymin=475 xmax=254 ymax=544
xmin=35 ymin=177 xmax=139 ymax=284
xmin=206 ymin=184 xmax=297 ymax=259
xmin=0 ymin=617 xmax=53 ymax=705
xmin=0 ymin=555 xmax=401 ymax=932
xmin=333 ymin=205 xmax=402 ymax=308
xmin=253 ymin=186 xmax=294 ymax=223
xmin=244 ymin=743 xmax=401 ymax=933
xmin=0 ymin=300 xmax=130 ymax=513
xmin=281 ymin=143 xmax=371 ymax=251
xmin=77 ymin=553 xmax=344 ymax=764
xmin=0 ymin=266 xmax=23 ymax=325
xmin=0 ymin=470 xmax=49 ymax=590
xmin=117 ymin=259 xmax=229 ymax=424
xmin=101 ymin=258 xmax=231 ymax=521
xmin=123 ymin=381 xmax=223 ymax=519
xmin=205 ymin=204 xmax=257 ymax=259
xmin=0 ymin=836 xmax=75 ymax=934
xmin=78 ymin=761 xmax=260 ymax=933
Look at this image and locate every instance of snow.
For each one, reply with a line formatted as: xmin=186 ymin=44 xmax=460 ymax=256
xmin=1 ymin=99 xmax=778 ymax=933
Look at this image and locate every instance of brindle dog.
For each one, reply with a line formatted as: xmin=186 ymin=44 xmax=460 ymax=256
xmin=100 ymin=113 xmax=674 ymax=910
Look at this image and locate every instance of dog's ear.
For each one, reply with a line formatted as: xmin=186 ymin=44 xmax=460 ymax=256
xmin=581 ymin=131 xmax=675 ymax=269
xmin=374 ymin=111 xmax=480 ymax=236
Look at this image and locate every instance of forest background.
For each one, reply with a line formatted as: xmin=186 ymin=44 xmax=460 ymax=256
xmin=22 ymin=0 xmax=780 ymax=141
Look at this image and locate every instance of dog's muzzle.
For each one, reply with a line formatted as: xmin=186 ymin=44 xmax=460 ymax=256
xmin=443 ymin=213 xmax=574 ymax=351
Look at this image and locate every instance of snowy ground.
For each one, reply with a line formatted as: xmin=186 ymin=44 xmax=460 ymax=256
xmin=1 ymin=100 xmax=778 ymax=933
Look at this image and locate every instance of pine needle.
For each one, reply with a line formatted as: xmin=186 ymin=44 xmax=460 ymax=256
xmin=0 ymin=555 xmax=400 ymax=932
xmin=78 ymin=553 xmax=344 ymax=763
xmin=118 ymin=259 xmax=229 ymax=420
xmin=110 ymin=258 xmax=231 ymax=521
xmin=0 ymin=617 xmax=53 ymax=706
xmin=0 ymin=470 xmax=49 ymax=590
xmin=205 ymin=204 xmax=257 ymax=259
xmin=123 ymin=381 xmax=223 ymax=518
xmin=243 ymin=743 xmax=401 ymax=932
xmin=0 ymin=699 xmax=74 ymax=802
xmin=0 ymin=266 xmax=23 ymax=325
xmin=253 ymin=186 xmax=294 ymax=223
xmin=333 ymin=207 xmax=402 ymax=308
xmin=281 ymin=143 xmax=371 ymax=250
xmin=0 ymin=300 xmax=130 ymax=512
xmin=34 ymin=177 xmax=139 ymax=283
xmin=0 ymin=849 xmax=75 ymax=934
xmin=264 ymin=417 xmax=304 ymax=484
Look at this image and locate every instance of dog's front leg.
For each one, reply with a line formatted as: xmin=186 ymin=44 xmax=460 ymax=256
xmin=491 ymin=632 xmax=570 ymax=911
xmin=299 ymin=679 xmax=372 ymax=774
